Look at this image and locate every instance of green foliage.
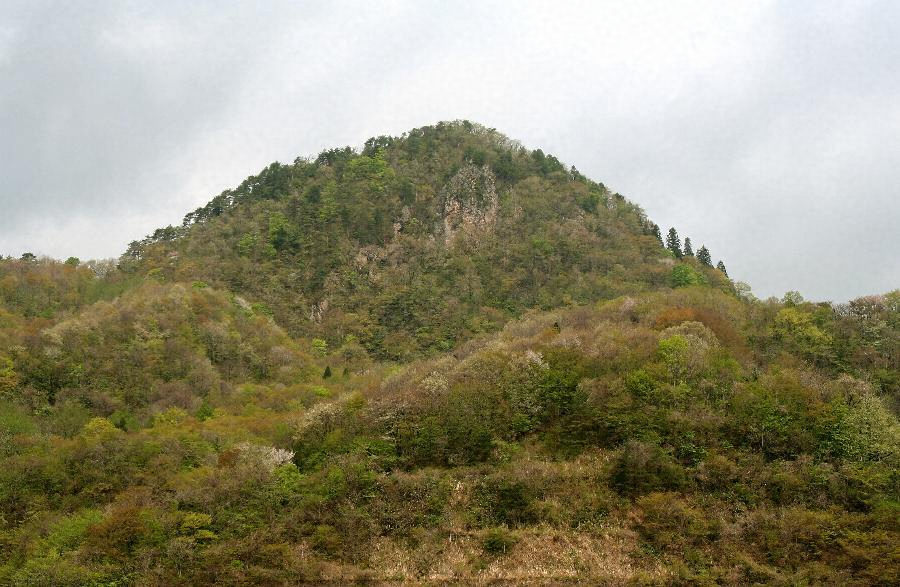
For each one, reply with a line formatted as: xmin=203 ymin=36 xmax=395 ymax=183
xmin=237 ymin=232 xmax=257 ymax=256
xmin=819 ymin=393 xmax=899 ymax=463
xmin=671 ymin=263 xmax=705 ymax=287
xmin=311 ymin=338 xmax=328 ymax=355
xmin=697 ymin=245 xmax=712 ymax=266
xmin=634 ymin=492 xmax=717 ymax=551
xmin=773 ymin=306 xmax=832 ymax=361
xmin=666 ymin=227 xmax=682 ymax=258
xmin=120 ymin=121 xmax=675 ymax=360
xmin=267 ymin=212 xmax=295 ymax=252
xmin=0 ymin=355 xmax=17 ymax=395
xmin=481 ymin=527 xmax=518 ymax=555
xmin=625 ymin=369 xmax=657 ymax=400
xmin=310 ymin=524 xmax=342 ymax=556
xmin=658 ymin=335 xmax=691 ymax=384
xmin=610 ymin=441 xmax=687 ymax=496
xmin=180 ymin=512 xmax=212 ymax=534
xmin=474 ymin=477 xmax=536 ymax=527
xmin=0 ymin=123 xmax=897 ymax=583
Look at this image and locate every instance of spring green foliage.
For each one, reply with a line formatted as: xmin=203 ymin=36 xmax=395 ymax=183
xmin=0 ymin=122 xmax=897 ymax=583
xmin=124 ymin=121 xmax=685 ymax=361
xmin=671 ymin=262 xmax=706 ymax=287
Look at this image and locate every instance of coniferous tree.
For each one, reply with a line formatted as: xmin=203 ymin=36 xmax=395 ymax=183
xmin=323 ymin=365 xmax=332 ymax=379
xmin=697 ymin=246 xmax=712 ymax=266
xmin=716 ymin=260 xmax=728 ymax=276
xmin=665 ymin=228 xmax=682 ymax=258
xmin=683 ymin=237 xmax=693 ymax=257
xmin=651 ymin=223 xmax=663 ymax=246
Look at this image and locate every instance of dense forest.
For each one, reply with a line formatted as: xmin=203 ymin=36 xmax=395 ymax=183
xmin=1 ymin=121 xmax=897 ymax=584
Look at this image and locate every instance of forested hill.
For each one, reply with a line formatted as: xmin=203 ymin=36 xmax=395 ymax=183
xmin=1 ymin=122 xmax=897 ymax=584
xmin=121 ymin=121 xmax=730 ymax=360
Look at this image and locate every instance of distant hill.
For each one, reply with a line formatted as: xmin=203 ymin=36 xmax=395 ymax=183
xmin=122 ymin=121 xmax=730 ymax=360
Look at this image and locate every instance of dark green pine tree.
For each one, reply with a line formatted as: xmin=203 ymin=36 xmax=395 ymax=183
xmin=697 ymin=245 xmax=712 ymax=266
xmin=651 ymin=223 xmax=663 ymax=246
xmin=683 ymin=237 xmax=694 ymax=257
xmin=665 ymin=228 xmax=682 ymax=258
xmin=323 ymin=365 xmax=332 ymax=379
xmin=716 ymin=260 xmax=728 ymax=276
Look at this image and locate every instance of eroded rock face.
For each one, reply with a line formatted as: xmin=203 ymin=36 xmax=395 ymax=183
xmin=309 ymin=298 xmax=329 ymax=323
xmin=440 ymin=164 xmax=499 ymax=242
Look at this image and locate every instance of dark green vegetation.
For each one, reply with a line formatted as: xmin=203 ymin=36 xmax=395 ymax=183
xmin=1 ymin=122 xmax=897 ymax=584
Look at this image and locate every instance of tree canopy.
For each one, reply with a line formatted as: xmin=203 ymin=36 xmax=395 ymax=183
xmin=0 ymin=121 xmax=894 ymax=584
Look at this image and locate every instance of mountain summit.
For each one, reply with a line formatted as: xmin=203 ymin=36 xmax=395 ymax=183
xmin=123 ymin=121 xmax=728 ymax=360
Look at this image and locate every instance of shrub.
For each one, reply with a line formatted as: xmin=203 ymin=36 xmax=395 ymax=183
xmin=474 ymin=477 xmax=536 ymax=527
xmin=610 ymin=441 xmax=687 ymax=496
xmin=634 ymin=492 xmax=716 ymax=551
xmin=625 ymin=369 xmax=656 ymax=400
xmin=671 ymin=265 xmax=705 ymax=288
xmin=310 ymin=524 xmax=342 ymax=556
xmin=481 ymin=527 xmax=518 ymax=555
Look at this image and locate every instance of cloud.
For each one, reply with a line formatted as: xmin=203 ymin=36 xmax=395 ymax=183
xmin=0 ymin=0 xmax=897 ymax=301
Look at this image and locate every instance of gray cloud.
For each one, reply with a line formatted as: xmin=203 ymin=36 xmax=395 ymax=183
xmin=0 ymin=0 xmax=897 ymax=301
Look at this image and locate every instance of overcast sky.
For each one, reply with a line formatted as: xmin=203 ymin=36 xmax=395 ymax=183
xmin=1 ymin=1 xmax=897 ymax=301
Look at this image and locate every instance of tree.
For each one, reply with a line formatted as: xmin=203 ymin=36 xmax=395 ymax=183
xmin=311 ymin=339 xmax=328 ymax=356
xmin=781 ymin=291 xmax=804 ymax=306
xmin=716 ymin=260 xmax=727 ymax=276
xmin=671 ymin=264 xmax=703 ymax=287
xmin=683 ymin=238 xmax=693 ymax=257
xmin=651 ymin=223 xmax=663 ymax=246
xmin=0 ymin=355 xmax=18 ymax=394
xmin=665 ymin=228 xmax=682 ymax=258
xmin=697 ymin=246 xmax=712 ymax=267
xmin=268 ymin=212 xmax=294 ymax=252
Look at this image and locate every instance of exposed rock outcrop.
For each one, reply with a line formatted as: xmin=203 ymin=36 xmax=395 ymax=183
xmin=440 ymin=164 xmax=499 ymax=242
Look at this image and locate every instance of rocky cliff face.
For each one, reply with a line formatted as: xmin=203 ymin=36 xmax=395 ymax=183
xmin=440 ymin=163 xmax=499 ymax=242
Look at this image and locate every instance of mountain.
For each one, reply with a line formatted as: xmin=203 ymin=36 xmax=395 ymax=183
xmin=0 ymin=122 xmax=897 ymax=584
xmin=122 ymin=121 xmax=728 ymax=361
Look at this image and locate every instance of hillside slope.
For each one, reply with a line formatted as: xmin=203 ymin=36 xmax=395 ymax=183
xmin=123 ymin=121 xmax=728 ymax=360
xmin=0 ymin=122 xmax=897 ymax=584
xmin=2 ymin=286 xmax=897 ymax=584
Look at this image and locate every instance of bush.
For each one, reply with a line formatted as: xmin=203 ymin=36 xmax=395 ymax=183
xmin=481 ymin=527 xmax=517 ymax=555
xmin=310 ymin=524 xmax=342 ymax=556
xmin=625 ymin=369 xmax=656 ymax=400
xmin=474 ymin=477 xmax=536 ymax=527
xmin=671 ymin=265 xmax=705 ymax=288
xmin=634 ymin=492 xmax=716 ymax=551
xmin=610 ymin=441 xmax=687 ymax=496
